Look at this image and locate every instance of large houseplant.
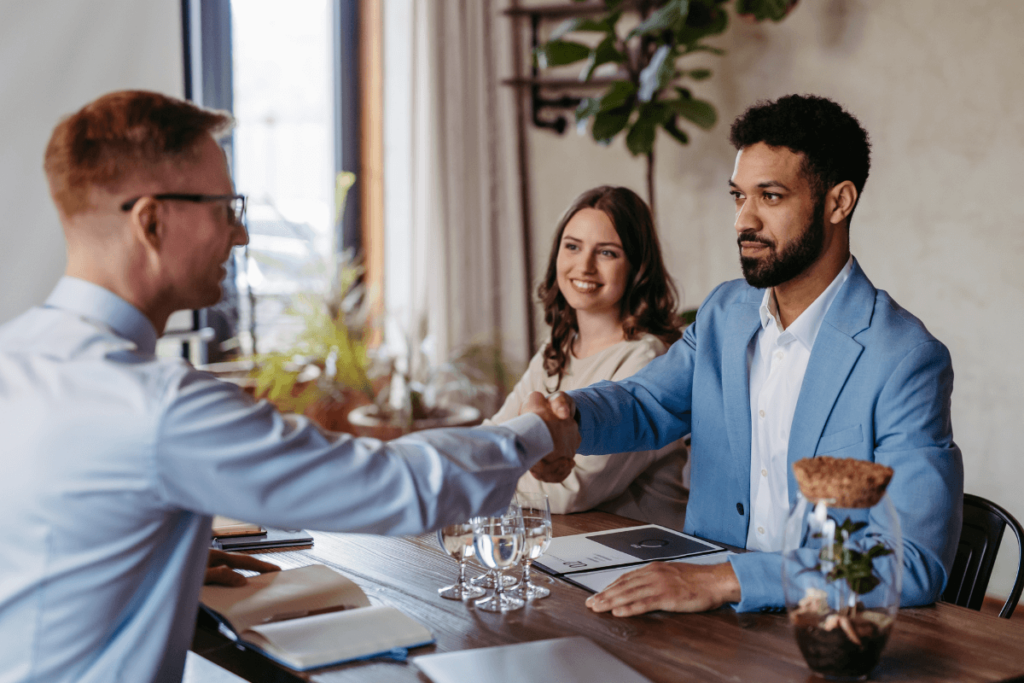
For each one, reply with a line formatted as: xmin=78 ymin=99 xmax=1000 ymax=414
xmin=535 ymin=0 xmax=797 ymax=216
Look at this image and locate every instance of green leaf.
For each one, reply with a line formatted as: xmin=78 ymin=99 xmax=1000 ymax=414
xmin=581 ymin=36 xmax=625 ymax=81
xmin=644 ymin=102 xmax=673 ymax=126
xmin=735 ymin=0 xmax=794 ymax=22
xmin=626 ymin=116 xmax=657 ymax=156
xmin=535 ymin=40 xmax=590 ymax=68
xmin=591 ymin=107 xmax=631 ymax=142
xmin=638 ymin=44 xmax=675 ymax=102
xmin=598 ymin=80 xmax=636 ymax=112
xmin=629 ymin=0 xmax=690 ymax=38
xmin=675 ymin=0 xmax=728 ymax=44
xmin=662 ymin=117 xmax=690 ymax=145
xmin=679 ymin=307 xmax=698 ymax=326
xmin=575 ymin=97 xmax=602 ymax=124
xmin=549 ymin=16 xmax=613 ymax=41
xmin=667 ymin=94 xmax=716 ymax=129
xmin=688 ymin=68 xmax=712 ymax=80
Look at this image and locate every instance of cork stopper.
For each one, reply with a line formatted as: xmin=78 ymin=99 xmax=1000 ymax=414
xmin=792 ymin=456 xmax=894 ymax=509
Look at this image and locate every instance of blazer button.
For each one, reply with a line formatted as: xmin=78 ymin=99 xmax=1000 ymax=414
xmin=736 ymin=503 xmax=744 ymax=515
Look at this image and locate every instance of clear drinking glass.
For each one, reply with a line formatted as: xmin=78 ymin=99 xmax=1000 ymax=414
xmin=512 ymin=492 xmax=552 ymax=600
xmin=472 ymin=504 xmax=526 ymax=612
xmin=437 ymin=524 xmax=486 ymax=600
xmin=469 ymin=568 xmax=517 ymax=589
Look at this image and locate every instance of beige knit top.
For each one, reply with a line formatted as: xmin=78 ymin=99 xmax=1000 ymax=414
xmin=488 ymin=334 xmax=689 ymax=530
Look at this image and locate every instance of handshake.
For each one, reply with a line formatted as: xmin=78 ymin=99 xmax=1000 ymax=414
xmin=518 ymin=391 xmax=581 ymax=483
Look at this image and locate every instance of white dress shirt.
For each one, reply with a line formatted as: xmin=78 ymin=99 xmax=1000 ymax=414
xmin=0 ymin=277 xmax=552 ymax=683
xmin=745 ymin=257 xmax=853 ymax=552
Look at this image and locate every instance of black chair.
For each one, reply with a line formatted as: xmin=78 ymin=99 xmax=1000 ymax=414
xmin=941 ymin=493 xmax=1024 ymax=618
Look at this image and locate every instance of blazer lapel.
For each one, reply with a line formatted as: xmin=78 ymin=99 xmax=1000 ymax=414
xmin=721 ymin=288 xmax=762 ymax=478
xmin=786 ymin=259 xmax=875 ymax=503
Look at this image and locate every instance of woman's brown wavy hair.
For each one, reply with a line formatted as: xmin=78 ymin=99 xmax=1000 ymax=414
xmin=539 ymin=186 xmax=682 ymax=387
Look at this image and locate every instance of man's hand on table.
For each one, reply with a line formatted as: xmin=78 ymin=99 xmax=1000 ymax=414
xmin=520 ymin=391 xmax=579 ymax=483
xmin=585 ymin=561 xmax=742 ymax=617
xmin=205 ymin=549 xmax=280 ymax=587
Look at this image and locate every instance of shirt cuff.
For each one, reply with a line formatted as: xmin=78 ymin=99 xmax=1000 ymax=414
xmin=499 ymin=413 xmax=553 ymax=468
xmin=728 ymin=551 xmax=786 ymax=613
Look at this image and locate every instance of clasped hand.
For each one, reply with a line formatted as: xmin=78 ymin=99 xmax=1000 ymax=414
xmin=518 ymin=391 xmax=580 ymax=483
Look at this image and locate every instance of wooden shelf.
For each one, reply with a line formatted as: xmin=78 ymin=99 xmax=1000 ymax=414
xmin=503 ymin=2 xmax=607 ymax=19
xmin=501 ymin=75 xmax=624 ymax=88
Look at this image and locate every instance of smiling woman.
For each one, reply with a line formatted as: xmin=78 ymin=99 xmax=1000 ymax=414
xmin=487 ymin=186 xmax=689 ymax=527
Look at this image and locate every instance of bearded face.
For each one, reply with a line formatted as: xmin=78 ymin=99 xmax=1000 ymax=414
xmin=738 ymin=192 xmax=826 ymax=289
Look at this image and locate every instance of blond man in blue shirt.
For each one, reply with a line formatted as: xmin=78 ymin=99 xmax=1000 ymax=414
xmin=0 ymin=90 xmax=576 ymax=683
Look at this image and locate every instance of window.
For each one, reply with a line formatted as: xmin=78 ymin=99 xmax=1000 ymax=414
xmin=179 ymin=0 xmax=366 ymax=359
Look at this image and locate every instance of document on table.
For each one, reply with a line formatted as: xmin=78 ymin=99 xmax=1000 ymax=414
xmin=413 ymin=636 xmax=653 ymax=683
xmin=563 ymin=551 xmax=737 ymax=594
xmin=533 ymin=524 xmax=723 ymax=577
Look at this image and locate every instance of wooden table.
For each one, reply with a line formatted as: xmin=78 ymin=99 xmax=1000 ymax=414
xmin=192 ymin=512 xmax=1024 ymax=682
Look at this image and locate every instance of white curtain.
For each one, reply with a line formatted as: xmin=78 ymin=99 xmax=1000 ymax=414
xmin=383 ymin=0 xmax=531 ymax=370
xmin=0 ymin=0 xmax=183 ymax=324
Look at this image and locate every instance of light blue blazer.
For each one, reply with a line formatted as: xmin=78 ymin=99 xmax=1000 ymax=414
xmin=569 ymin=259 xmax=964 ymax=612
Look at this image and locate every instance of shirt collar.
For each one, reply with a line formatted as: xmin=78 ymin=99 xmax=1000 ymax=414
xmin=758 ymin=256 xmax=854 ymax=351
xmin=44 ymin=277 xmax=158 ymax=354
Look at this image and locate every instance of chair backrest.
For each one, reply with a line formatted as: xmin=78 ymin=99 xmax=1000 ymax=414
xmin=941 ymin=493 xmax=1024 ymax=618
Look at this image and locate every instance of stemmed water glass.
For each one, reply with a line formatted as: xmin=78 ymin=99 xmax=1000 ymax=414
xmin=437 ymin=523 xmax=486 ymax=600
xmin=469 ymin=567 xmax=517 ymax=589
xmin=471 ymin=503 xmax=526 ymax=612
xmin=512 ymin=491 xmax=552 ymax=600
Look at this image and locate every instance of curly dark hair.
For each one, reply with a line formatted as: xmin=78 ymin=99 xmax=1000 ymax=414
xmin=729 ymin=94 xmax=871 ymax=222
xmin=538 ymin=186 xmax=682 ymax=386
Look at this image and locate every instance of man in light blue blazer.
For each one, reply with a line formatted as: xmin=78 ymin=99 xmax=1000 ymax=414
xmin=542 ymin=95 xmax=963 ymax=615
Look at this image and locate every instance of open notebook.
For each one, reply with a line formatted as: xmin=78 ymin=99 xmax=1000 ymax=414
xmin=200 ymin=564 xmax=433 ymax=671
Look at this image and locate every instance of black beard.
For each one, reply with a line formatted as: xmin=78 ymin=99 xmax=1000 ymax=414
xmin=738 ymin=195 xmax=826 ymax=289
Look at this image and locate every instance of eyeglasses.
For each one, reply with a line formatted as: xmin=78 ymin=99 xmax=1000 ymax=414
xmin=120 ymin=193 xmax=247 ymax=225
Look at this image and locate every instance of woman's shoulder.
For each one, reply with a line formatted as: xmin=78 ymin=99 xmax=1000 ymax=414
xmin=569 ymin=333 xmax=668 ymax=384
xmin=616 ymin=333 xmax=669 ymax=361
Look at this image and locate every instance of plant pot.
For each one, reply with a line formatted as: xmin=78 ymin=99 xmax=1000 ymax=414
xmin=304 ymin=391 xmax=372 ymax=433
xmin=782 ymin=492 xmax=903 ymax=681
xmin=347 ymin=404 xmax=481 ymax=440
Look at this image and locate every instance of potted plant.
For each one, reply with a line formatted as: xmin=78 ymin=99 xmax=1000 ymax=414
xmin=248 ymin=257 xmax=378 ymax=433
xmin=534 ymin=0 xmax=797 ymax=216
xmin=782 ymin=457 xmax=903 ymax=680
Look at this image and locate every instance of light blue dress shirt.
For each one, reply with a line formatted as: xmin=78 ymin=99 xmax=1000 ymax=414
xmin=0 ymin=277 xmax=552 ymax=683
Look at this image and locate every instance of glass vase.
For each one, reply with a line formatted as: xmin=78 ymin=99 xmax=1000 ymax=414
xmin=782 ymin=492 xmax=903 ymax=681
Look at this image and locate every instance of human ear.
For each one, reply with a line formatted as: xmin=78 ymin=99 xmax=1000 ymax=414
xmin=128 ymin=198 xmax=163 ymax=251
xmin=827 ymin=181 xmax=858 ymax=225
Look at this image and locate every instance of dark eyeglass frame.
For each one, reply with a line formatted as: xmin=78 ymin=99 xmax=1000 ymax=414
xmin=120 ymin=193 xmax=247 ymax=225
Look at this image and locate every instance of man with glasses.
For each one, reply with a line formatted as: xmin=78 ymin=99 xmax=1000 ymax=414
xmin=0 ymin=90 xmax=577 ymax=683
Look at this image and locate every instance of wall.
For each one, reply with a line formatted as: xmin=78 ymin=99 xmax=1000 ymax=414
xmin=523 ymin=0 xmax=1024 ymax=598
xmin=0 ymin=0 xmax=183 ymax=324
